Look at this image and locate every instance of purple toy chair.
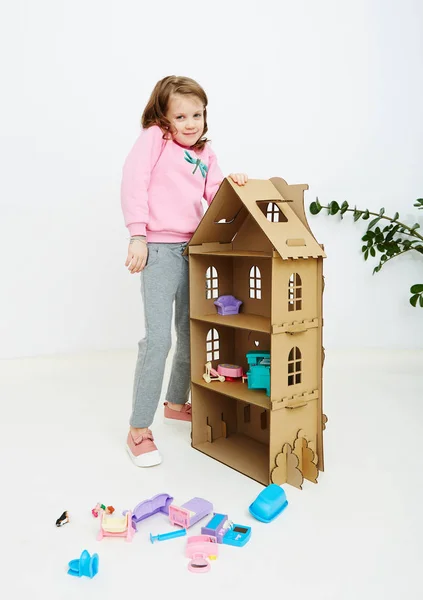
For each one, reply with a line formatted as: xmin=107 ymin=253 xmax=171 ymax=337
xmin=214 ymin=295 xmax=243 ymax=316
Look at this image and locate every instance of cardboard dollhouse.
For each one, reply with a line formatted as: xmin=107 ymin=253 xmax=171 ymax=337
xmin=185 ymin=177 xmax=327 ymax=489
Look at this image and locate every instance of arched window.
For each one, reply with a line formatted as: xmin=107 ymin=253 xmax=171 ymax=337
xmin=257 ymin=201 xmax=287 ymax=222
xmin=266 ymin=202 xmax=283 ymax=222
xmin=288 ymin=273 xmax=302 ymax=311
xmin=288 ymin=347 xmax=302 ymax=386
xmin=249 ymin=266 xmax=262 ymax=299
xmin=205 ymin=266 xmax=219 ymax=300
xmin=206 ymin=328 xmax=220 ymax=362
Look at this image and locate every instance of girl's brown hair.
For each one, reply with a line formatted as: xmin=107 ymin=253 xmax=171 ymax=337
xmin=141 ymin=75 xmax=209 ymax=152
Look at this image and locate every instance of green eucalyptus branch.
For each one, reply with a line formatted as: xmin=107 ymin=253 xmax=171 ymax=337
xmin=309 ymin=197 xmax=423 ymax=307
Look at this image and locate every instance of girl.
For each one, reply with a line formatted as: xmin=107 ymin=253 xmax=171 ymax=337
xmin=120 ymin=75 xmax=247 ymax=467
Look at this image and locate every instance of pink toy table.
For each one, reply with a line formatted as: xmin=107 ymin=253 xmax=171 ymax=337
xmin=217 ymin=364 xmax=243 ymax=378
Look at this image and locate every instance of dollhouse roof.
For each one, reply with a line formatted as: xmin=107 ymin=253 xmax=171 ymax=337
xmin=188 ymin=177 xmax=326 ymax=260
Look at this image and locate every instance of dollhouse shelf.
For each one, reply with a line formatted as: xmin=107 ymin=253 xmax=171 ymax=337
xmin=195 ymin=433 xmax=269 ymax=486
xmin=191 ymin=314 xmax=271 ymax=334
xmin=192 ymin=380 xmax=271 ymax=410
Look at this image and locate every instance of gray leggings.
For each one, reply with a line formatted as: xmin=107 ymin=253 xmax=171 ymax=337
xmin=130 ymin=242 xmax=191 ymax=428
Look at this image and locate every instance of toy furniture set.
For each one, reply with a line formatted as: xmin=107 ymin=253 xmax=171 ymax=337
xmin=64 ymin=484 xmax=291 ymax=577
xmin=185 ymin=176 xmax=328 ymax=489
xmin=95 ymin=494 xmax=212 ymax=544
xmin=202 ymin=352 xmax=270 ymax=391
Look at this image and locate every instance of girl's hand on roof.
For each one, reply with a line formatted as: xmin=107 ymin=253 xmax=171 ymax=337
xmin=125 ymin=240 xmax=148 ymax=274
xmin=229 ymin=173 xmax=248 ymax=186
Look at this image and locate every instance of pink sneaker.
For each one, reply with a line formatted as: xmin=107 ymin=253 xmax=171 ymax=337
xmin=164 ymin=402 xmax=192 ymax=422
xmin=126 ymin=429 xmax=162 ymax=467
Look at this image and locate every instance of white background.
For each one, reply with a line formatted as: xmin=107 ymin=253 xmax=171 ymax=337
xmin=1 ymin=0 xmax=422 ymax=359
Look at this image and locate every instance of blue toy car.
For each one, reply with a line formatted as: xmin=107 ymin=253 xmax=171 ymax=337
xmin=249 ymin=484 xmax=288 ymax=523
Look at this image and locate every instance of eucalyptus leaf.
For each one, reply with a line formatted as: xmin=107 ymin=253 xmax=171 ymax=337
xmin=410 ymin=294 xmax=419 ymax=307
xmin=330 ymin=201 xmax=340 ymax=215
xmin=309 ymin=202 xmax=321 ymax=215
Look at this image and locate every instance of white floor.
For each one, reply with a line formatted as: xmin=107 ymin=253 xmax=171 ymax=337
xmin=1 ymin=348 xmax=422 ymax=600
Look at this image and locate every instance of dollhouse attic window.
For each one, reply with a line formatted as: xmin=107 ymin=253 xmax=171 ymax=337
xmin=288 ymin=273 xmax=302 ymax=311
xmin=288 ymin=347 xmax=302 ymax=386
xmin=249 ymin=266 xmax=262 ymax=299
xmin=257 ymin=201 xmax=288 ymax=223
xmin=213 ymin=205 xmax=244 ymax=225
xmin=205 ymin=266 xmax=219 ymax=300
xmin=206 ymin=328 xmax=220 ymax=362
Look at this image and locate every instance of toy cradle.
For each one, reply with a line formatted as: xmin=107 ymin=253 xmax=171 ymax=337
xmin=97 ymin=510 xmax=134 ymax=542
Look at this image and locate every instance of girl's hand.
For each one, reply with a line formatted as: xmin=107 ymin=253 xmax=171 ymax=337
xmin=125 ymin=240 xmax=148 ymax=274
xmin=229 ymin=173 xmax=248 ymax=186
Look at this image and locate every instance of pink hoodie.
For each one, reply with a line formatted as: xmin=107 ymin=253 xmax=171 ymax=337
xmin=121 ymin=125 xmax=224 ymax=242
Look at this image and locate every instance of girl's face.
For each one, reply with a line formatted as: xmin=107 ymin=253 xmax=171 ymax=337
xmin=166 ymin=94 xmax=205 ymax=147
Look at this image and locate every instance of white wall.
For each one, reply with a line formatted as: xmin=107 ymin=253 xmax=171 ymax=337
xmin=1 ymin=0 xmax=422 ymax=359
